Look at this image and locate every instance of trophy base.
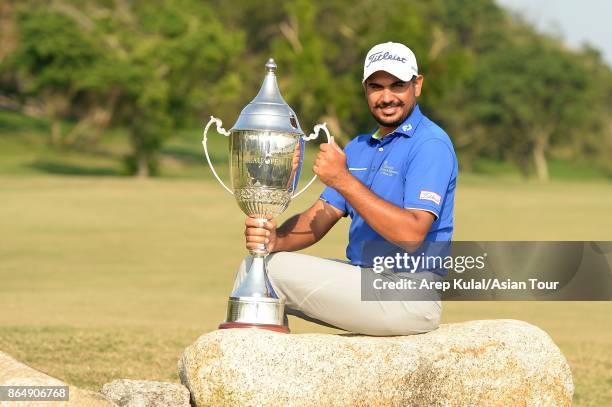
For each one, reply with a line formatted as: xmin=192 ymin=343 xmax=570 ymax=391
xmin=218 ymin=321 xmax=290 ymax=333
xmin=220 ymin=296 xmax=288 ymax=334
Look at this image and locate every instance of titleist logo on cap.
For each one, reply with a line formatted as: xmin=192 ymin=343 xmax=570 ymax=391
xmin=366 ymin=51 xmax=407 ymax=67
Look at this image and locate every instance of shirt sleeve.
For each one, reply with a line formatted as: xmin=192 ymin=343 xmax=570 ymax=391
xmin=403 ymin=139 xmax=455 ymax=219
xmin=319 ymin=186 xmax=348 ymax=215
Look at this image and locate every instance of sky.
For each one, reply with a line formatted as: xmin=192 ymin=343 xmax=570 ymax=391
xmin=496 ymin=0 xmax=612 ymax=66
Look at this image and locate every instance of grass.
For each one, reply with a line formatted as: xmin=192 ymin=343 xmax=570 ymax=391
xmin=0 ymin=174 xmax=611 ymax=405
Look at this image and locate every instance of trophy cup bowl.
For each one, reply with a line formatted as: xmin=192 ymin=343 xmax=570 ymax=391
xmin=202 ymin=59 xmax=330 ymax=333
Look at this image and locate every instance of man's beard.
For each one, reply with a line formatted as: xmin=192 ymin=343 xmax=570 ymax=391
xmin=371 ymin=102 xmax=410 ymax=128
xmin=372 ymin=114 xmax=407 ymax=128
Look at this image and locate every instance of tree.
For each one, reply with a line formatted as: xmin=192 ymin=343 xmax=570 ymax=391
xmin=5 ymin=8 xmax=104 ymax=145
xmin=85 ymin=0 xmax=245 ymax=176
xmin=4 ymin=0 xmax=244 ymax=176
xmin=470 ymin=29 xmax=601 ymax=181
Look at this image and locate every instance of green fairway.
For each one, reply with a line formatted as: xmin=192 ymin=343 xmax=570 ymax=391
xmin=0 ymin=174 xmax=611 ymax=405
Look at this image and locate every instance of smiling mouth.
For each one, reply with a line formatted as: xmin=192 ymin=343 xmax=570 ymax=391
xmin=381 ymin=106 xmax=398 ymax=115
xmin=377 ymin=103 xmax=403 ymax=116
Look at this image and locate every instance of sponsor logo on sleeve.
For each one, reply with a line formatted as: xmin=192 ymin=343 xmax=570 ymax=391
xmin=419 ymin=190 xmax=441 ymax=205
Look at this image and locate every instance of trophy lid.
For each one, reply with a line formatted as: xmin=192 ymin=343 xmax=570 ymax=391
xmin=231 ymin=58 xmax=303 ymax=135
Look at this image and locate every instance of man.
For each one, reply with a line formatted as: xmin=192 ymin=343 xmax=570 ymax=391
xmin=234 ymin=42 xmax=457 ymax=336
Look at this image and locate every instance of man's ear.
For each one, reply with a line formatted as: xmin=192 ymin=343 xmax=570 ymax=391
xmin=414 ymin=75 xmax=424 ymax=97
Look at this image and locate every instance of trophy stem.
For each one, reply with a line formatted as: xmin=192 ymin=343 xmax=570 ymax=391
xmin=228 ymin=254 xmax=277 ymax=299
xmin=219 ymin=250 xmax=289 ymax=333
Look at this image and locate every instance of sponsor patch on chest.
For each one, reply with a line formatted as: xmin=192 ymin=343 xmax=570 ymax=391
xmin=379 ymin=161 xmax=398 ymax=177
xmin=419 ymin=190 xmax=441 ymax=205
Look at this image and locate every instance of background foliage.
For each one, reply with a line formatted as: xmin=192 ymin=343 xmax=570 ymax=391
xmin=1 ymin=0 xmax=611 ymax=179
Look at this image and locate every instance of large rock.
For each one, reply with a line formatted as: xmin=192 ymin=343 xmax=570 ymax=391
xmin=101 ymin=379 xmax=190 ymax=407
xmin=179 ymin=320 xmax=573 ymax=406
xmin=0 ymin=351 xmax=116 ymax=406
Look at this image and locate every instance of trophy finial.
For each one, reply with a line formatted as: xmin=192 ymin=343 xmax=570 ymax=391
xmin=265 ymin=58 xmax=277 ymax=73
xmin=230 ymin=57 xmax=302 ymax=134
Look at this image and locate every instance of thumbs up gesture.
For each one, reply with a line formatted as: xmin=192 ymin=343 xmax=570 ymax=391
xmin=313 ymin=137 xmax=349 ymax=189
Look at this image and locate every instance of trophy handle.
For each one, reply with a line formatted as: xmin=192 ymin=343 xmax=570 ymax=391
xmin=292 ymin=122 xmax=332 ymax=199
xmin=202 ymin=116 xmax=234 ymax=195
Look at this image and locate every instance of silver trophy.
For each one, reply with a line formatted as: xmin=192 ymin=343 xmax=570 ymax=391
xmin=202 ymin=58 xmax=330 ymax=333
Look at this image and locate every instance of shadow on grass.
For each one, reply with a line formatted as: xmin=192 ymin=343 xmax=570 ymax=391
xmin=162 ymin=144 xmax=229 ymax=166
xmin=0 ymin=111 xmax=50 ymax=133
xmin=162 ymin=145 xmax=203 ymax=164
xmin=29 ymin=160 xmax=122 ymax=176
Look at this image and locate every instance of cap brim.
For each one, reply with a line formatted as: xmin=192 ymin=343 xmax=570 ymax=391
xmin=362 ymin=68 xmax=415 ymax=83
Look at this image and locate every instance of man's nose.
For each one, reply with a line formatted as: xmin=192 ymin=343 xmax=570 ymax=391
xmin=381 ymin=88 xmax=394 ymax=103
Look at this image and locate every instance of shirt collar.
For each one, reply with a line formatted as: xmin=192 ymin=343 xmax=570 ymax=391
xmin=369 ymin=104 xmax=423 ymax=142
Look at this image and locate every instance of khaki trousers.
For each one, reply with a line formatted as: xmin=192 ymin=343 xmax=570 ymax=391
xmin=233 ymin=252 xmax=442 ymax=336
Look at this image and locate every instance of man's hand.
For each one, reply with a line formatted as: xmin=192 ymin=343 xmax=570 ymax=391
xmin=313 ymin=137 xmax=350 ymax=189
xmin=245 ymin=217 xmax=277 ymax=253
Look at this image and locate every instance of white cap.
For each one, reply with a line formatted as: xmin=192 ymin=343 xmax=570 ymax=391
xmin=362 ymin=42 xmax=418 ymax=83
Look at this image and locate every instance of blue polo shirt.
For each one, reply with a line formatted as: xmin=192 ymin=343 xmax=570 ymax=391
xmin=320 ymin=104 xmax=457 ymax=266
